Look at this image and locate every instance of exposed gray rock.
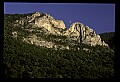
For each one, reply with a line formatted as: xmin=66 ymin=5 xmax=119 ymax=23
xmin=13 ymin=12 xmax=108 ymax=50
xmin=23 ymin=35 xmax=55 ymax=48
xmin=51 ymin=19 xmax=66 ymax=29
xmin=64 ymin=22 xmax=108 ymax=46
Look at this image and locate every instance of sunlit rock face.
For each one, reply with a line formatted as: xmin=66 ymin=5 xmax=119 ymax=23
xmin=64 ymin=22 xmax=108 ymax=46
xmin=34 ymin=12 xmax=66 ymax=35
xmin=23 ymin=34 xmax=55 ymax=48
xmin=51 ymin=19 xmax=66 ymax=29
xmin=13 ymin=12 xmax=108 ymax=49
xmin=69 ymin=22 xmax=108 ymax=46
xmin=35 ymin=17 xmax=52 ymax=32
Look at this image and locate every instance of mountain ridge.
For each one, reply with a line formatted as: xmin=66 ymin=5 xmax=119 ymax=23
xmin=3 ymin=12 xmax=114 ymax=78
xmin=7 ymin=12 xmax=108 ymax=50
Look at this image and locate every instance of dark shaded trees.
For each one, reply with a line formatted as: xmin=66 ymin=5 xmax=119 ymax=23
xmin=3 ymin=14 xmax=114 ymax=79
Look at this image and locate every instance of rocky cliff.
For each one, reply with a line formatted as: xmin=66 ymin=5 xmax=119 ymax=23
xmin=13 ymin=12 xmax=108 ymax=49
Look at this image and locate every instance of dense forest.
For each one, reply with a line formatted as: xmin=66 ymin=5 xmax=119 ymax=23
xmin=99 ymin=32 xmax=114 ymax=50
xmin=3 ymin=14 xmax=114 ymax=79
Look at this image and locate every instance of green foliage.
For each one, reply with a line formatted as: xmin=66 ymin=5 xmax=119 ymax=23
xmin=99 ymin=32 xmax=114 ymax=42
xmin=4 ymin=14 xmax=28 ymax=22
xmin=99 ymin=32 xmax=114 ymax=50
xmin=3 ymin=36 xmax=114 ymax=78
xmin=4 ymin=33 xmax=114 ymax=79
xmin=4 ymin=14 xmax=114 ymax=79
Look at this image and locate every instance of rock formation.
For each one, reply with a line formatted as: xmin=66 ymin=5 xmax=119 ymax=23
xmin=13 ymin=12 xmax=108 ymax=49
xmin=63 ymin=22 xmax=108 ymax=46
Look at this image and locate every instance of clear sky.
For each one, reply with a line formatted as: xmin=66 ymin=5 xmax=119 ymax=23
xmin=4 ymin=2 xmax=115 ymax=34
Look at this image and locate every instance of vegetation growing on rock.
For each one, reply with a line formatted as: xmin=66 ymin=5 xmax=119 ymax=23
xmin=3 ymin=13 xmax=114 ymax=79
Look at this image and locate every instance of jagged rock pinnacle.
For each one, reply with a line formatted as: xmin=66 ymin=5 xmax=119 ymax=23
xmin=13 ymin=12 xmax=108 ymax=48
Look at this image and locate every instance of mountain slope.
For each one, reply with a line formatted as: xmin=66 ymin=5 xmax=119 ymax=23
xmin=3 ymin=12 xmax=114 ymax=79
xmin=99 ymin=32 xmax=114 ymax=50
xmin=6 ymin=12 xmax=108 ymax=50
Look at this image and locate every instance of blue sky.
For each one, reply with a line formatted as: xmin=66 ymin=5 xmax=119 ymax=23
xmin=4 ymin=2 xmax=115 ymax=34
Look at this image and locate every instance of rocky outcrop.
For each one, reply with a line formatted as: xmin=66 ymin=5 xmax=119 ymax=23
xmin=13 ymin=12 xmax=108 ymax=49
xmin=63 ymin=22 xmax=108 ymax=46
xmin=33 ymin=12 xmax=65 ymax=35
xmin=51 ymin=19 xmax=66 ymax=29
xmin=35 ymin=17 xmax=52 ymax=32
xmin=23 ymin=34 xmax=55 ymax=48
xmin=22 ymin=34 xmax=70 ymax=49
xmin=27 ymin=12 xmax=41 ymax=22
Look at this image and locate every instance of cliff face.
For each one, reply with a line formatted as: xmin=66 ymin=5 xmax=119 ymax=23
xmin=12 ymin=12 xmax=108 ymax=49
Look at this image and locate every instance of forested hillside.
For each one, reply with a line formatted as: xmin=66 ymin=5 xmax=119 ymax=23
xmin=3 ymin=14 xmax=114 ymax=79
xmin=99 ymin=32 xmax=114 ymax=50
